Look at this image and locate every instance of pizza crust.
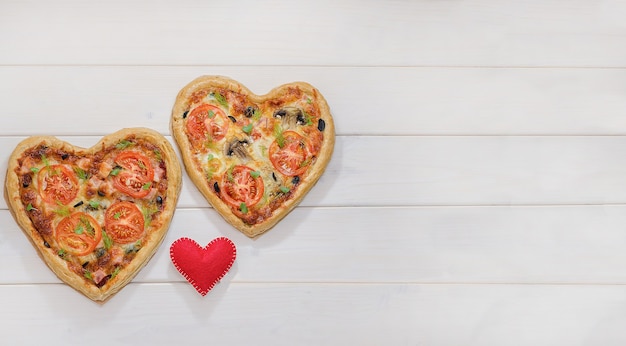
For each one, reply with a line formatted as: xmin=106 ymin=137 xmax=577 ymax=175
xmin=171 ymin=76 xmax=335 ymax=237
xmin=4 ymin=128 xmax=182 ymax=302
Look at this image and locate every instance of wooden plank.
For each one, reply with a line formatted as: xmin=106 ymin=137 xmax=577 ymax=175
xmin=5 ymin=205 xmax=626 ymax=285
xmin=1 ymin=1 xmax=624 ymax=67
xmin=3 ymin=135 xmax=626 ymax=210
xmin=1 ymin=282 xmax=626 ymax=345
xmin=2 ymin=66 xmax=626 ymax=136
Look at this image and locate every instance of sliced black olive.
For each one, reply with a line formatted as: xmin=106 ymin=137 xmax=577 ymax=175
xmin=272 ymin=172 xmax=278 ymax=182
xmin=156 ymin=195 xmax=163 ymax=205
xmin=22 ymin=174 xmax=32 ymax=188
xmin=73 ymin=201 xmax=84 ymax=208
xmin=95 ymin=247 xmax=106 ymax=258
xmin=43 ymin=241 xmax=50 ymax=248
xmin=98 ymin=190 xmax=106 ymax=197
xmin=213 ymin=182 xmax=221 ymax=194
xmin=82 ymin=261 xmax=89 ymax=268
xmin=228 ymin=116 xmax=237 ymax=123
xmin=61 ymin=153 xmax=69 ymax=160
xmin=318 ymin=119 xmax=326 ymax=132
xmin=244 ymin=106 xmax=256 ymax=118
xmin=182 ymin=110 xmax=189 ymax=119
xmin=126 ymin=245 xmax=140 ymax=254
xmin=292 ymin=176 xmax=300 ymax=185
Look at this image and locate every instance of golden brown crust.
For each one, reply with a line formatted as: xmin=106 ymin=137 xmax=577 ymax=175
xmin=171 ymin=76 xmax=334 ymax=237
xmin=4 ymin=127 xmax=182 ymax=302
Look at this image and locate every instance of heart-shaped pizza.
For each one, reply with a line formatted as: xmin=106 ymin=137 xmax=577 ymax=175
xmin=4 ymin=128 xmax=182 ymax=301
xmin=171 ymin=76 xmax=334 ymax=237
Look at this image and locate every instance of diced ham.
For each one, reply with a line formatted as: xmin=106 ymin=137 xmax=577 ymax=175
xmin=87 ymin=176 xmax=114 ymax=197
xmin=18 ymin=157 xmax=36 ymax=175
xmin=110 ymin=248 xmax=124 ymax=266
xmin=153 ymin=161 xmax=164 ymax=183
xmin=92 ymin=269 xmax=107 ymax=285
xmin=98 ymin=160 xmax=114 ymax=179
xmin=75 ymin=157 xmax=91 ymax=171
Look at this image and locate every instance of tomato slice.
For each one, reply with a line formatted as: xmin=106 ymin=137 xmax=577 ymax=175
xmin=186 ymin=104 xmax=230 ymax=147
xmin=55 ymin=212 xmax=102 ymax=256
xmin=104 ymin=201 xmax=145 ymax=244
xmin=38 ymin=164 xmax=79 ymax=205
xmin=269 ymin=131 xmax=310 ymax=177
xmin=220 ymin=165 xmax=264 ymax=208
xmin=112 ymin=151 xmax=154 ymax=198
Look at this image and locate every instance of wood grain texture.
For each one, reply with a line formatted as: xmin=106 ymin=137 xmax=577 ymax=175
xmin=1 ymin=0 xmax=625 ymax=67
xmin=4 ymin=206 xmax=626 ymax=285
xmin=2 ymin=0 xmax=626 ymax=344
xmin=2 ymin=283 xmax=626 ymax=346
xmin=2 ymin=135 xmax=626 ymax=210
xmin=2 ymin=66 xmax=626 ymax=136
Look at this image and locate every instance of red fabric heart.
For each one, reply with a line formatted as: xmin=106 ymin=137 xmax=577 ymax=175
xmin=170 ymin=237 xmax=237 ymax=296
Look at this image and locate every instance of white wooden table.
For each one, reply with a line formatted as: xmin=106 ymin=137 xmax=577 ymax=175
xmin=2 ymin=1 xmax=626 ymax=344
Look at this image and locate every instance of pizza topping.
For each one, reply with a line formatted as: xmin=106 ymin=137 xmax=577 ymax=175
xmin=73 ymin=166 xmax=89 ymax=180
xmin=104 ymin=201 xmax=145 ymax=244
xmin=22 ymin=174 xmax=32 ymax=188
xmin=224 ymin=138 xmax=250 ymax=159
xmin=220 ymin=165 xmax=264 ymax=209
xmin=305 ymin=128 xmax=323 ymax=156
xmin=242 ymin=123 xmax=253 ymax=134
xmin=186 ymin=104 xmax=230 ymax=148
xmin=244 ymin=106 xmax=256 ymax=118
xmin=273 ymin=106 xmax=307 ymax=128
xmin=212 ymin=91 xmax=229 ymax=109
xmin=115 ymin=139 xmax=134 ymax=150
xmin=92 ymin=269 xmax=109 ymax=287
xmin=109 ymin=166 xmax=122 ymax=176
xmin=273 ymin=123 xmax=286 ymax=148
xmin=142 ymin=204 xmax=159 ymax=227
xmin=55 ymin=212 xmax=102 ymax=257
xmin=318 ymin=118 xmax=326 ymax=132
xmin=38 ymin=164 xmax=79 ymax=205
xmin=112 ymin=151 xmax=154 ymax=199
xmin=269 ymin=131 xmax=310 ymax=177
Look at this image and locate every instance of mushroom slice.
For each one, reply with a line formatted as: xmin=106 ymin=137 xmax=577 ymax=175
xmin=224 ymin=138 xmax=250 ymax=160
xmin=273 ymin=106 xmax=306 ymax=128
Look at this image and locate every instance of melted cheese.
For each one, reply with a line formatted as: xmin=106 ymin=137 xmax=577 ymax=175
xmin=20 ymin=141 xmax=168 ymax=285
xmin=188 ymin=93 xmax=318 ymax=204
